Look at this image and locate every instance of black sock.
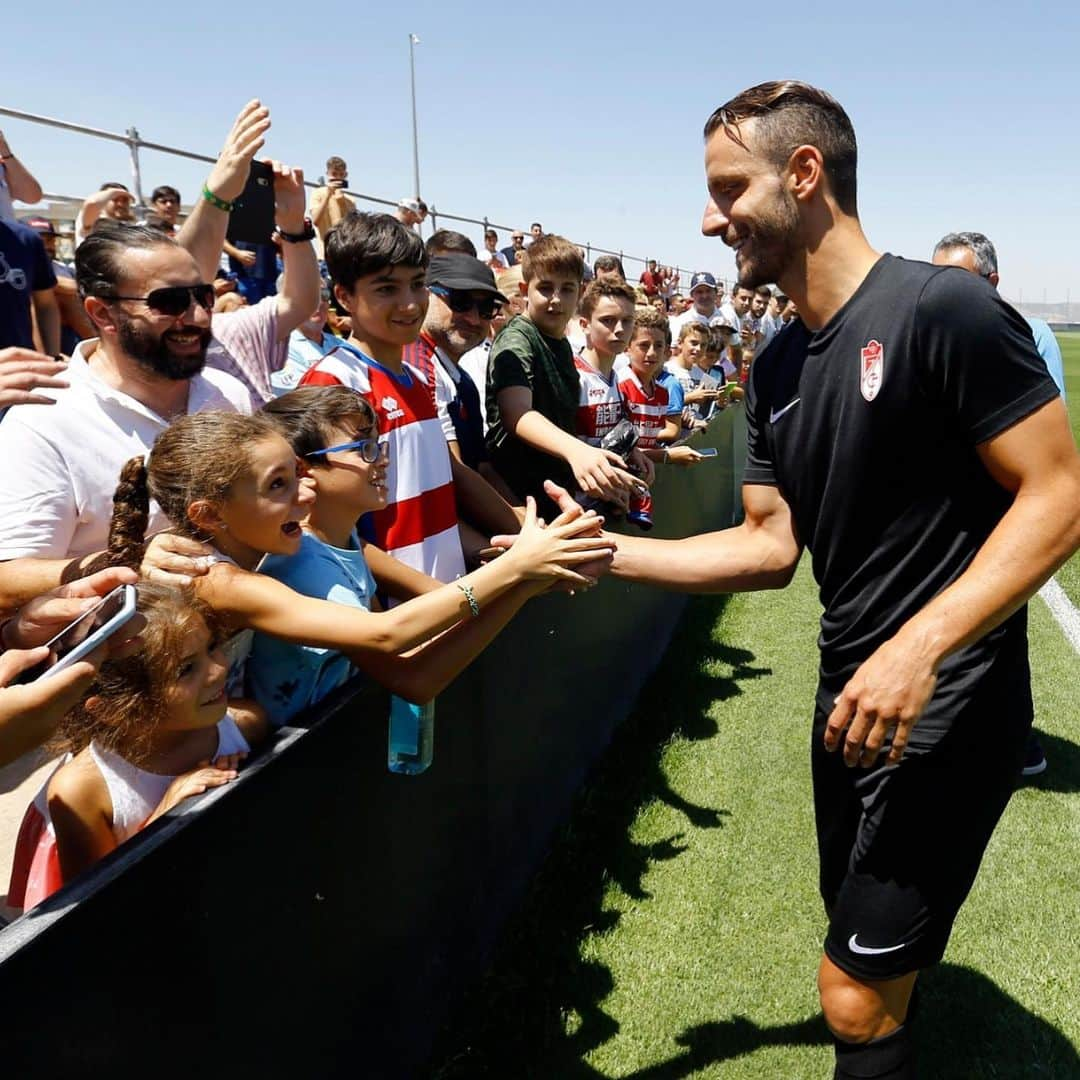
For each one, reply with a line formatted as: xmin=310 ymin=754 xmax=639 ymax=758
xmin=833 ymin=1022 xmax=915 ymax=1079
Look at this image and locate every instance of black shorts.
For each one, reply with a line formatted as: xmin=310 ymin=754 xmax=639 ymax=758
xmin=812 ymin=650 xmax=1032 ymax=982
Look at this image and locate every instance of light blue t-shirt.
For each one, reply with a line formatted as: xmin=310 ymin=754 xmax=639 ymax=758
xmin=249 ymin=530 xmax=376 ymax=726
xmin=656 ymin=369 xmax=685 ymax=416
xmin=1027 ymin=317 xmax=1066 ymax=400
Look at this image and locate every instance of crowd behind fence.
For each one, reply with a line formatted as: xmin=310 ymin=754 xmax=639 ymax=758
xmin=0 ymin=103 xmax=720 ymax=289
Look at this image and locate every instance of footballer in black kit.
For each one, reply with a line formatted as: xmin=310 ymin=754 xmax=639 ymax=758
xmin=593 ymin=78 xmax=1080 ymax=1077
xmin=744 ymin=253 xmax=1059 ymax=980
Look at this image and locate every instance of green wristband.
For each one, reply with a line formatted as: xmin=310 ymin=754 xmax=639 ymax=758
xmin=201 ymin=185 xmax=234 ymax=213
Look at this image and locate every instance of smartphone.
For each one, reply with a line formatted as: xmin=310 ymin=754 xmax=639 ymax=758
xmin=697 ymin=447 xmax=720 ymax=458
xmin=14 ymin=584 xmax=138 ymax=684
xmin=226 ymin=160 xmax=275 ymax=245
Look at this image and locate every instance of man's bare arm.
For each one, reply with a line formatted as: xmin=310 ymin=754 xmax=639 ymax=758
xmin=606 ymin=480 xmax=803 ymax=592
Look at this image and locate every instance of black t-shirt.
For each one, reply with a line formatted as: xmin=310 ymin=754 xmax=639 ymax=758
xmin=744 ymin=255 xmax=1059 ymax=713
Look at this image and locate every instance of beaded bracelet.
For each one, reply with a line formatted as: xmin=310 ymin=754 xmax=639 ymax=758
xmin=201 ymin=185 xmax=234 ymax=213
xmin=456 ymin=582 xmax=480 ymax=618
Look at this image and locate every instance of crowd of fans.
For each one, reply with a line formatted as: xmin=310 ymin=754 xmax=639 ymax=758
xmin=0 ymin=101 xmax=781 ymax=913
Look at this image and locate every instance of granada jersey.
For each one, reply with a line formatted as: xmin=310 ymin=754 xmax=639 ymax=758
xmin=300 ymin=344 xmax=465 ymax=584
xmin=744 ymin=254 xmax=1059 ymax=707
xmin=617 ymin=369 xmax=669 ymax=449
xmin=573 ymin=356 xmax=623 ymax=445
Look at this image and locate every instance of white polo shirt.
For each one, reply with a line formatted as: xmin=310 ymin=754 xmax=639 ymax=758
xmin=0 ymin=341 xmax=251 ymax=561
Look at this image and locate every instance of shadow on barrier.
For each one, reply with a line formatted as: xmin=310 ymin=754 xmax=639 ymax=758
xmin=431 ymin=593 xmax=775 ymax=1077
xmin=0 ymin=410 xmax=747 ymax=1079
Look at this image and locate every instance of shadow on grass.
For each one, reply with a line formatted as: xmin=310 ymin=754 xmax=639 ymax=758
xmin=1020 ymin=729 xmax=1080 ymax=794
xmin=430 ymin=594 xmax=772 ymax=1078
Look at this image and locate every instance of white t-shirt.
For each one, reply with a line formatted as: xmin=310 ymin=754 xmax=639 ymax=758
xmin=0 ymin=342 xmax=251 ymax=560
xmin=431 ymin=345 xmax=462 ymax=444
xmin=459 ymin=340 xmax=491 ymax=433
xmin=480 ymin=249 xmax=509 ymax=270
xmin=669 ymin=307 xmax=727 ymax=340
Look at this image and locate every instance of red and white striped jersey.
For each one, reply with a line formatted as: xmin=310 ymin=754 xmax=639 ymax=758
xmin=617 ymin=368 xmax=670 ymax=449
xmin=300 ymin=344 xmax=465 ymax=584
xmin=574 ymin=356 xmax=624 ymax=445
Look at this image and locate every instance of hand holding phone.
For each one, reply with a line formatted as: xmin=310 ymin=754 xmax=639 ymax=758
xmin=12 ymin=584 xmax=138 ymax=685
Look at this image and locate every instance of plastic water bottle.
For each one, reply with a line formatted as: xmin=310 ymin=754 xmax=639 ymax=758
xmin=387 ymin=695 xmax=435 ymax=775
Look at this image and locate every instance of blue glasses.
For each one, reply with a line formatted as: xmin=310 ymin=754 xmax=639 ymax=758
xmin=305 ymin=436 xmax=383 ymax=463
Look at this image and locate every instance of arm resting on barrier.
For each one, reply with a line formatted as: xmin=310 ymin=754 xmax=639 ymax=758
xmin=606 ymin=481 xmax=802 ymax=592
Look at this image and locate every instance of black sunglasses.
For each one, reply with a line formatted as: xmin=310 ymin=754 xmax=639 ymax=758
xmin=429 ymin=285 xmax=502 ymax=320
xmin=103 ymin=283 xmax=215 ymax=317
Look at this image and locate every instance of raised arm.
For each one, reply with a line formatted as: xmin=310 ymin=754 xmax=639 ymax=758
xmin=0 ymin=131 xmax=43 ymax=204
xmin=268 ymin=163 xmax=320 ymax=342
xmin=176 ymin=101 xmax=271 ymax=283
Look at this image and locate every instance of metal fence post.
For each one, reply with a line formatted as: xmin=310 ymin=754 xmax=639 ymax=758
xmin=126 ymin=126 xmax=144 ymax=205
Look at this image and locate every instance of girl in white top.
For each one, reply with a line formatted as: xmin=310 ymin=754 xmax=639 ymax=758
xmin=8 ymin=584 xmax=267 ymax=909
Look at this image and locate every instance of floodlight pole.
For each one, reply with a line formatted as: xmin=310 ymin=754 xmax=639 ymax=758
xmin=409 ymin=33 xmax=421 ymax=201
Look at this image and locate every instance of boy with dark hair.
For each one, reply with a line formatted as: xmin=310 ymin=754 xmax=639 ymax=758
xmin=425 ymin=230 xmax=477 ymax=258
xmin=486 ymin=235 xmax=637 ymax=515
xmin=618 ymin=308 xmax=705 ymax=467
xmin=300 ymin=212 xmax=466 ymax=584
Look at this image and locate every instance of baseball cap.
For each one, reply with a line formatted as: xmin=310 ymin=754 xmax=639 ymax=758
xmin=398 ymin=197 xmax=425 ymax=213
xmin=426 ymin=254 xmax=508 ymax=301
xmin=689 ymin=271 xmax=717 ymax=291
xmin=24 ymin=216 xmax=56 ymax=236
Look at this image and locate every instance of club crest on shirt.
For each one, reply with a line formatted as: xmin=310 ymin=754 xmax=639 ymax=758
xmin=860 ymin=340 xmax=884 ymax=402
xmin=381 ymin=395 xmax=405 ymax=421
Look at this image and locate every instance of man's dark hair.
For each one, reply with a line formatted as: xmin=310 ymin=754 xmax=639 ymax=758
xmin=75 ymin=221 xmax=177 ymax=299
xmin=425 ymin=229 xmax=477 ymax=258
xmin=325 ymin=212 xmax=427 ymax=292
xmin=326 ymin=156 xmax=347 ymax=173
xmin=754 ymin=284 xmax=773 ymax=298
xmin=593 ymin=254 xmax=626 ymax=280
xmin=531 ymin=222 xmax=543 ymax=231
xmin=100 ymin=181 xmax=130 ymax=192
xmin=150 ymin=185 xmax=180 ymax=203
xmin=704 ymin=80 xmax=858 ymax=215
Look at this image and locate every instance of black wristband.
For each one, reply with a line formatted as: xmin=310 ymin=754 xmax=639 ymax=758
xmin=274 ymin=218 xmax=316 ymax=244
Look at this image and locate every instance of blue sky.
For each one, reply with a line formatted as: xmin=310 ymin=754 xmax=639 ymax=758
xmin=4 ymin=1 xmax=1078 ymax=301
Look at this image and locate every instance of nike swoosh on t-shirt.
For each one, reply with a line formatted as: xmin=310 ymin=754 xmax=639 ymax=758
xmin=848 ymin=934 xmax=906 ymax=956
xmin=769 ymin=398 xmax=800 ymax=423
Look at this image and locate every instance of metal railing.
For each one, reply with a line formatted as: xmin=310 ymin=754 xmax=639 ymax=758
xmin=1 ymin=103 xmax=710 ymax=287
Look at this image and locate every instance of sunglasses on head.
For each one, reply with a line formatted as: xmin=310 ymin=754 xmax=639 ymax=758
xmin=305 ymin=436 xmax=383 ymax=464
xmin=103 ymin=283 xmax=215 ymax=317
xmin=429 ymin=285 xmax=502 ymax=320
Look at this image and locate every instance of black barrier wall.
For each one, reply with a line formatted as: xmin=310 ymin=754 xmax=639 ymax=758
xmin=0 ymin=408 xmax=747 ymax=1079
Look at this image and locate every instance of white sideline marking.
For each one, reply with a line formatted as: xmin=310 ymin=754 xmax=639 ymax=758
xmin=1038 ymin=577 xmax=1080 ymax=655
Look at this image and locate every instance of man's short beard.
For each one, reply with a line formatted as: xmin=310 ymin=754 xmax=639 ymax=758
xmin=117 ymin=318 xmax=211 ymax=381
xmin=735 ymin=191 xmax=801 ymax=290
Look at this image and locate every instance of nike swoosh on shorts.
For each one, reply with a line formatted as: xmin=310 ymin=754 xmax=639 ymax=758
xmin=769 ymin=398 xmax=800 ymax=423
xmin=848 ymin=934 xmax=906 ymax=956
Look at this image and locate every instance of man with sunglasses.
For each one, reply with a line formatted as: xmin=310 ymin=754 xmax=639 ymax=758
xmin=403 ymin=254 xmax=506 ymax=472
xmin=0 ymin=221 xmax=251 ymax=600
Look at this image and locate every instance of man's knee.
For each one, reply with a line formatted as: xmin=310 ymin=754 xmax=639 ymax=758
xmin=818 ymin=957 xmax=907 ymax=1044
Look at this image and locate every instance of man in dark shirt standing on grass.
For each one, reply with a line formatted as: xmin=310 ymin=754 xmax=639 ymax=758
xmin=563 ymin=81 xmax=1080 ymax=1078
